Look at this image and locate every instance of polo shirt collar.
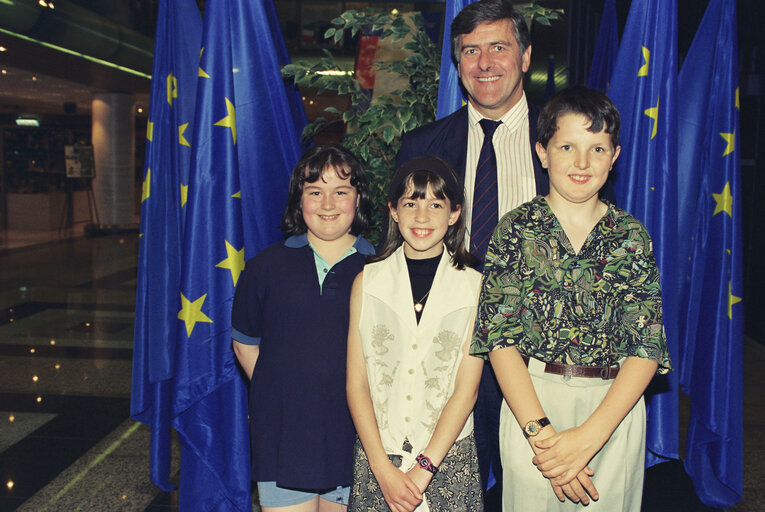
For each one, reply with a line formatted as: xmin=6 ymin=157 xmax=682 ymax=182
xmin=284 ymin=234 xmax=375 ymax=256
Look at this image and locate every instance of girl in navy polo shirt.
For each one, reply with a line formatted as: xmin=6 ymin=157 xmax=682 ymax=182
xmin=231 ymin=145 xmax=374 ymax=512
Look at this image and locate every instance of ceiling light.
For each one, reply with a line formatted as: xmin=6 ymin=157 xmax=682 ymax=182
xmin=0 ymin=46 xmax=6 ymax=52
xmin=16 ymin=115 xmax=40 ymax=127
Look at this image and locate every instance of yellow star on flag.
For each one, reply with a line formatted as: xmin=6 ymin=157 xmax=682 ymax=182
xmin=179 ymin=122 xmax=191 ymax=147
xmin=178 ymin=293 xmax=213 ymax=337
xmin=720 ymin=131 xmax=735 ymax=157
xmin=638 ymin=46 xmax=650 ymax=77
xmin=216 ymin=240 xmax=245 ymax=286
xmin=146 ymin=120 xmax=154 ymax=142
xmin=142 ymin=169 xmax=151 ymax=203
xmin=181 ymin=184 xmax=188 ymax=207
xmin=644 ymin=96 xmax=659 ymax=139
xmin=214 ymin=97 xmax=237 ymax=144
xmin=728 ymin=281 xmax=742 ymax=320
xmin=167 ymin=72 xmax=178 ymax=106
xmin=232 ymin=190 xmax=241 ymax=199
xmin=735 ymin=87 xmax=739 ymax=110
xmin=199 ymin=47 xmax=210 ymax=78
xmin=712 ymin=182 xmax=733 ymax=217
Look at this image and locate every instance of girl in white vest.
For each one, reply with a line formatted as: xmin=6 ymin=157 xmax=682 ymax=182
xmin=347 ymin=156 xmax=485 ymax=512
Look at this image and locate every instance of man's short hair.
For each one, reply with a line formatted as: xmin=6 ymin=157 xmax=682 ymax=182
xmin=451 ymin=0 xmax=531 ymax=63
xmin=537 ymin=85 xmax=621 ymax=149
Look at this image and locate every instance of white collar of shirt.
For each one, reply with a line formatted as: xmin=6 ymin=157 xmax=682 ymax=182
xmin=467 ymin=91 xmax=529 ymax=134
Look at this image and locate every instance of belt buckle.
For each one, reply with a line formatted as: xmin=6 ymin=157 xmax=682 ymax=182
xmin=600 ymin=362 xmax=620 ymax=380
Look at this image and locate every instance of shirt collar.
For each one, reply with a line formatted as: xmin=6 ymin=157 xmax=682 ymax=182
xmin=284 ymin=234 xmax=309 ymax=248
xmin=284 ymin=233 xmax=375 ymax=255
xmin=467 ymin=92 xmax=529 ymax=133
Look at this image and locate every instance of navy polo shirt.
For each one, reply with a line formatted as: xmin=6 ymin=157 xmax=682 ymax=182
xmin=231 ymin=235 xmax=373 ymax=490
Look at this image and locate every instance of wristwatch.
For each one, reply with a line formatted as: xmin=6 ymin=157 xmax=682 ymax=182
xmin=415 ymin=454 xmax=439 ymax=474
xmin=523 ymin=417 xmax=551 ymax=438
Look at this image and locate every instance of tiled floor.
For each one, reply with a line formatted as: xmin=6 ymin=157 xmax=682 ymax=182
xmin=0 ymin=229 xmax=761 ymax=511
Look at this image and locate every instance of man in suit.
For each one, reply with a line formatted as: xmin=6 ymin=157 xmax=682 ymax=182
xmin=397 ymin=0 xmax=547 ymax=200
xmin=396 ymin=0 xmax=545 ymax=507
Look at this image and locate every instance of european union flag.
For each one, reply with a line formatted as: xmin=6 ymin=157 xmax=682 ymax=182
xmin=677 ymin=0 xmax=743 ymax=506
xmin=173 ymin=0 xmax=307 ymax=509
xmin=435 ymin=0 xmax=473 ymax=119
xmin=131 ymin=0 xmax=202 ymax=491
xmin=586 ymin=0 xmax=618 ymax=93
xmin=608 ymin=0 xmax=680 ymax=467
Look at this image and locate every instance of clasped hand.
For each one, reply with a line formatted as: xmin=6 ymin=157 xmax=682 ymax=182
xmin=531 ymin=426 xmax=601 ymax=505
xmin=376 ymin=461 xmax=432 ymax=512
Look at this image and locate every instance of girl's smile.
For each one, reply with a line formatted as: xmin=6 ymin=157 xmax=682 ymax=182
xmin=390 ymin=185 xmax=460 ymax=260
xmin=301 ymin=168 xmax=358 ymax=246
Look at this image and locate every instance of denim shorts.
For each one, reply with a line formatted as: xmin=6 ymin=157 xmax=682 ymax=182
xmin=256 ymin=481 xmax=350 ymax=508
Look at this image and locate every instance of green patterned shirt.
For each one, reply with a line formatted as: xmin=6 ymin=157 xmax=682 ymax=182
xmin=470 ymin=196 xmax=672 ymax=373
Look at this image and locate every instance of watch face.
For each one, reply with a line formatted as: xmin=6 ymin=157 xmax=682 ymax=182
xmin=419 ymin=457 xmax=430 ymax=468
xmin=526 ymin=420 xmax=541 ymax=435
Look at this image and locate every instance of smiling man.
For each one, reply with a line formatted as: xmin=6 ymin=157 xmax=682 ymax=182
xmin=398 ymin=0 xmax=546 ymax=259
xmin=396 ymin=2 xmax=546 ymax=506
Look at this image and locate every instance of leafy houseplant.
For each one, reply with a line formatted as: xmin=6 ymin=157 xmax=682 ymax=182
xmin=282 ymin=4 xmax=562 ymax=242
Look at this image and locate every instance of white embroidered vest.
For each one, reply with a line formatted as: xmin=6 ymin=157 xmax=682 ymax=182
xmin=359 ymin=247 xmax=482 ymax=463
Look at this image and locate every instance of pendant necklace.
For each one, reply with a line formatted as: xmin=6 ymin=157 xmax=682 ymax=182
xmin=414 ymin=289 xmax=431 ymax=313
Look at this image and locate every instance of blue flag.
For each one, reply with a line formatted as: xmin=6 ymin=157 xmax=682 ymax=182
xmin=173 ymin=0 xmax=307 ymax=509
xmin=131 ymin=0 xmax=202 ymax=491
xmin=435 ymin=0 xmax=472 ymax=119
xmin=608 ymin=0 xmax=680 ymax=467
xmin=677 ymin=0 xmax=743 ymax=506
xmin=587 ymin=0 xmax=618 ymax=93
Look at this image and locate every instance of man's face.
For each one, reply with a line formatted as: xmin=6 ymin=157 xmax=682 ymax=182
xmin=457 ymin=19 xmax=531 ymax=119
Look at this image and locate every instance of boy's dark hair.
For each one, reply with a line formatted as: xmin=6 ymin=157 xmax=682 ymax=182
xmin=280 ymin=144 xmax=371 ymax=237
xmin=537 ymin=85 xmax=621 ymax=149
xmin=373 ymin=158 xmax=477 ymax=270
xmin=451 ymin=0 xmax=530 ymax=64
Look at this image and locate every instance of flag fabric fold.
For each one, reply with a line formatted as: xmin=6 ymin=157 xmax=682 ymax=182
xmin=435 ymin=0 xmax=472 ymax=119
xmin=133 ymin=0 xmax=307 ymax=508
xmin=587 ymin=0 xmax=618 ymax=93
xmin=676 ymin=0 xmax=743 ymax=506
xmin=131 ymin=0 xmax=202 ymax=491
xmin=173 ymin=0 xmax=307 ymax=508
xmin=607 ymin=0 xmax=680 ymax=468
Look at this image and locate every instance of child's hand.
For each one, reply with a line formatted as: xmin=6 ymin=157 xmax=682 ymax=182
xmin=532 ymin=425 xmax=606 ymax=485
xmin=550 ymin=467 xmax=599 ymax=505
xmin=405 ymin=465 xmax=434 ymax=494
xmin=374 ymin=462 xmax=423 ymax=512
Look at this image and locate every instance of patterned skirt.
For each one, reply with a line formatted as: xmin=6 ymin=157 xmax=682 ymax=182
xmin=348 ymin=433 xmax=484 ymax=512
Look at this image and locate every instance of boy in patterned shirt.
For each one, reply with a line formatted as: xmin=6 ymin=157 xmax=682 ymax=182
xmin=470 ymin=85 xmax=672 ymax=512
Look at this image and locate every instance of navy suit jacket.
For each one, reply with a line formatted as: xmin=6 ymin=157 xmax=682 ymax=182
xmin=396 ymin=103 xmax=550 ymax=198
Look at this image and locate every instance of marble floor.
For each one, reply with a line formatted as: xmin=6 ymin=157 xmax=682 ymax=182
xmin=0 ymin=229 xmax=761 ymax=511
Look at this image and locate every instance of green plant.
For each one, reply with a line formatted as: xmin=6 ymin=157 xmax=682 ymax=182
xmin=283 ymin=9 xmax=439 ymax=240
xmin=281 ymin=3 xmax=563 ymax=242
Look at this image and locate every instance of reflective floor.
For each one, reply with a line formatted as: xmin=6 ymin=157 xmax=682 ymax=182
xmin=0 ymin=228 xmax=761 ymax=511
xmin=0 ymin=230 xmax=182 ymax=511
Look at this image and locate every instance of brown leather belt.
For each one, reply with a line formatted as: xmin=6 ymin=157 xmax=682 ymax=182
xmin=521 ymin=356 xmax=620 ymax=380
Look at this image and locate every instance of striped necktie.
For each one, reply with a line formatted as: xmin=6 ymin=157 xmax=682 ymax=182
xmin=471 ymin=119 xmax=502 ymax=262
